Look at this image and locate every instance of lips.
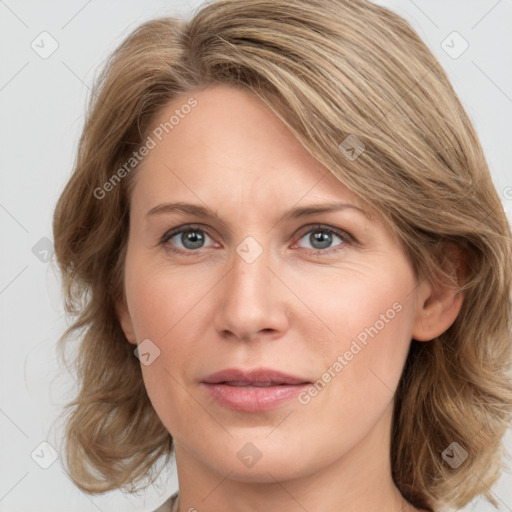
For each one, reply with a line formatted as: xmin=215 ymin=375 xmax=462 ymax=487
xmin=201 ymin=368 xmax=310 ymax=412
xmin=202 ymin=368 xmax=309 ymax=386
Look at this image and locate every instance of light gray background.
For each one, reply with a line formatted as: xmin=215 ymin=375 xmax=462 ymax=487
xmin=1 ymin=1 xmax=511 ymax=511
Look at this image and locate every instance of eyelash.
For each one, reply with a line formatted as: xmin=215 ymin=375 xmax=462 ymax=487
xmin=160 ymin=223 xmax=355 ymax=257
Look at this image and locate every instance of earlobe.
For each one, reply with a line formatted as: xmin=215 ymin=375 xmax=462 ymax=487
xmin=116 ymin=300 xmax=137 ymax=345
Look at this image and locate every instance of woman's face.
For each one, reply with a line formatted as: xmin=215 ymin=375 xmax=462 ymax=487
xmin=119 ymin=84 xmax=430 ymax=483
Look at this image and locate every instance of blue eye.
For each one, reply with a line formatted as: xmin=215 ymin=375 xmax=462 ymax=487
xmin=162 ymin=225 xmax=214 ymax=252
xmin=161 ymin=224 xmax=352 ymax=256
xmin=295 ymin=226 xmax=348 ymax=252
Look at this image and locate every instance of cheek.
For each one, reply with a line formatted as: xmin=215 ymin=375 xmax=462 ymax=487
xmin=296 ymin=259 xmax=416 ymax=409
xmin=297 ymin=258 xmax=415 ymax=349
xmin=123 ymin=264 xmax=202 ymax=428
xmin=123 ymin=252 xmax=214 ymax=401
xmin=124 ymin=248 xmax=209 ymax=341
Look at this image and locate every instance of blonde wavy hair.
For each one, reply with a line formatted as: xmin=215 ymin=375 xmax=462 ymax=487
xmin=52 ymin=0 xmax=512 ymax=510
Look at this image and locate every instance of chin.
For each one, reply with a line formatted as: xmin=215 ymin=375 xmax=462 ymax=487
xmin=202 ymin=440 xmax=319 ymax=483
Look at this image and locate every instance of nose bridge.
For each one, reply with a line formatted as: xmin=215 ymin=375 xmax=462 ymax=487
xmin=213 ymin=235 xmax=287 ymax=340
xmin=231 ymin=236 xmax=269 ymax=298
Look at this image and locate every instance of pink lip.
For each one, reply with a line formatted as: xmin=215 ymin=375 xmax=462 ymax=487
xmin=201 ymin=368 xmax=310 ymax=412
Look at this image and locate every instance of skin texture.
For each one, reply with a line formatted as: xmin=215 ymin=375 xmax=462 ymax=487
xmin=118 ymin=85 xmax=463 ymax=512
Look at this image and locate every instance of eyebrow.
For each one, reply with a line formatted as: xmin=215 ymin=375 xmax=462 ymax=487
xmin=145 ymin=201 xmax=369 ymax=225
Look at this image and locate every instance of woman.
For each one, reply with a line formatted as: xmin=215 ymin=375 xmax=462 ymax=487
xmin=52 ymin=0 xmax=512 ymax=511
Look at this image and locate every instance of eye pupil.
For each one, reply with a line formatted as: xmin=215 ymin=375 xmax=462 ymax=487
xmin=182 ymin=229 xmax=204 ymax=249
xmin=310 ymin=231 xmax=332 ymax=249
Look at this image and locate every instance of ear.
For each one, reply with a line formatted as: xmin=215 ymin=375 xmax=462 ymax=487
xmin=412 ymin=245 xmax=466 ymax=342
xmin=116 ymin=299 xmax=137 ymax=345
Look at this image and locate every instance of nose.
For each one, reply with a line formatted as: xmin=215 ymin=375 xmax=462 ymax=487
xmin=213 ymin=238 xmax=290 ymax=342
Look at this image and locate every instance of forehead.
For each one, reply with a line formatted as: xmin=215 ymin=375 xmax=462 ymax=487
xmin=129 ymin=84 xmax=365 ymax=215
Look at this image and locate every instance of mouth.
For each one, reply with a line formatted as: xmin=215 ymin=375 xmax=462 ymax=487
xmin=201 ymin=368 xmax=311 ymax=412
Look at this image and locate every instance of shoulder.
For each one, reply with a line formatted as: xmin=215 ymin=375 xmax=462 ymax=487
xmin=151 ymin=491 xmax=178 ymax=512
